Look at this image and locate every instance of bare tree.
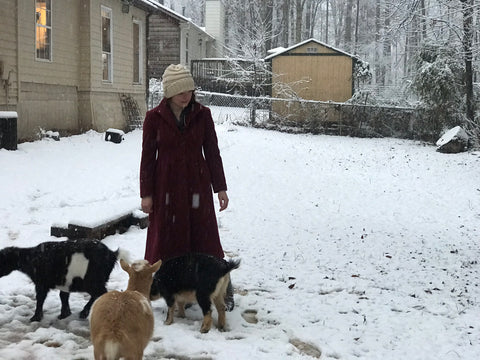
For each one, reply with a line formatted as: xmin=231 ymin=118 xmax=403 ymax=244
xmin=460 ymin=0 xmax=475 ymax=121
xmin=345 ymin=0 xmax=354 ymax=52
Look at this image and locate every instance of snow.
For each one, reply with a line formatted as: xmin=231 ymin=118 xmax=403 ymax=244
xmin=264 ymin=38 xmax=356 ymax=60
xmin=436 ymin=126 xmax=469 ymax=147
xmin=0 ymin=111 xmax=18 ymax=118
xmin=106 ymin=128 xmax=125 ymax=135
xmin=1 ymin=113 xmax=480 ymax=359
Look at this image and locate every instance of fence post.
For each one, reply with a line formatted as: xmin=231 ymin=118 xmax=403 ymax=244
xmin=250 ymin=100 xmax=256 ymax=126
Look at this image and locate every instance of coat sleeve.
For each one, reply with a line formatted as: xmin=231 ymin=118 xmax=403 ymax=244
xmin=139 ymin=111 xmax=158 ymax=198
xmin=202 ymin=107 xmax=227 ymax=193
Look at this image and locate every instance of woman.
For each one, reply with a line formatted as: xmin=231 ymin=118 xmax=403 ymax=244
xmin=140 ymin=64 xmax=229 ymax=264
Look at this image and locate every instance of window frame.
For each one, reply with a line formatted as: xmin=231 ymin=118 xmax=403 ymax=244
xmin=35 ymin=0 xmax=52 ymax=62
xmin=185 ymin=33 xmax=189 ymax=66
xmin=101 ymin=5 xmax=113 ymax=83
xmin=133 ymin=19 xmax=142 ymax=84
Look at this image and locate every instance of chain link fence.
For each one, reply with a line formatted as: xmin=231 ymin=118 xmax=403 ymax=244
xmin=195 ymin=91 xmax=425 ymax=140
xmin=148 ymin=85 xmax=441 ymax=141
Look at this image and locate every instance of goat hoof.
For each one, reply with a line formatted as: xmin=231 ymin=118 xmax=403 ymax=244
xmin=30 ymin=314 xmax=42 ymax=322
xmin=79 ymin=310 xmax=89 ymax=319
xmin=58 ymin=311 xmax=72 ymax=320
xmin=200 ymin=327 xmax=210 ymax=333
xmin=164 ymin=320 xmax=173 ymax=325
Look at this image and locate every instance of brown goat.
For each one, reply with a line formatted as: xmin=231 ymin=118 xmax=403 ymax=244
xmin=89 ymin=258 xmax=161 ymax=360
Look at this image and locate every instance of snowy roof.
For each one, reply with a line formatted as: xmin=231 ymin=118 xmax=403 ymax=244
xmin=264 ymin=38 xmax=356 ymax=60
xmin=267 ymin=46 xmax=286 ymax=55
xmin=195 ymin=57 xmax=264 ymax=63
xmin=0 ymin=111 xmax=18 ymax=118
xmin=135 ymin=0 xmax=214 ymax=40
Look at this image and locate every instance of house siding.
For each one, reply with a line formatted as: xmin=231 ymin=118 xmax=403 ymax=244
xmin=0 ymin=0 xmax=147 ymax=141
xmin=83 ymin=1 xmax=147 ymax=132
xmin=0 ymin=0 xmax=19 ymax=108
xmin=17 ymin=0 xmax=81 ymax=86
xmin=15 ymin=0 xmax=81 ymax=138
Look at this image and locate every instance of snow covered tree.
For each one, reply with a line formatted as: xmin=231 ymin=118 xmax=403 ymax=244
xmin=411 ymin=41 xmax=465 ymax=139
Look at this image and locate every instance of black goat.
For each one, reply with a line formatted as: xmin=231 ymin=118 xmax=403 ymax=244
xmin=0 ymin=239 xmax=127 ymax=322
xmin=150 ymin=253 xmax=240 ymax=333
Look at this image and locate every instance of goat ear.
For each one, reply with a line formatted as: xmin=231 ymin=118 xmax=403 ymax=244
xmin=151 ymin=259 xmax=162 ymax=273
xmin=120 ymin=258 xmax=131 ymax=273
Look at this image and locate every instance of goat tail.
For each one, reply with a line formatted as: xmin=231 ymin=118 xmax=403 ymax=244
xmin=103 ymin=340 xmax=121 ymax=360
xmin=115 ymin=248 xmax=131 ymax=264
xmin=225 ymin=258 xmax=241 ymax=274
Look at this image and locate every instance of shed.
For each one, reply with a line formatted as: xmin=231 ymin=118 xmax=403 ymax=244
xmin=265 ymin=38 xmax=356 ymax=102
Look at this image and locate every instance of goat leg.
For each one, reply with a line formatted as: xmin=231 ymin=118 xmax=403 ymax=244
xmin=200 ymin=309 xmax=213 ymax=333
xmin=58 ymin=291 xmax=72 ymax=319
xmin=197 ymin=294 xmax=213 ymax=333
xmin=177 ymin=300 xmax=186 ymax=318
xmin=165 ymin=306 xmax=175 ymax=325
xmin=31 ymin=287 xmax=48 ymax=322
xmin=80 ymin=287 xmax=107 ymax=319
xmin=213 ymin=296 xmax=227 ymax=331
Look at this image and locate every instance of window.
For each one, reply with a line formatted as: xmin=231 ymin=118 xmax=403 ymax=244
xmin=133 ymin=20 xmax=142 ymax=84
xmin=306 ymin=47 xmax=318 ymax=54
xmin=35 ymin=0 xmax=52 ymax=61
xmin=102 ymin=6 xmax=112 ymax=82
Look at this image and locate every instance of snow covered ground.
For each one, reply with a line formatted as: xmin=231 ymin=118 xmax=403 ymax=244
xmin=0 ymin=111 xmax=479 ymax=359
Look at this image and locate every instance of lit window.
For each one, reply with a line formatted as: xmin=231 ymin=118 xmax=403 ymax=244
xmin=133 ymin=20 xmax=142 ymax=83
xmin=35 ymin=0 xmax=52 ymax=61
xmin=102 ymin=6 xmax=112 ymax=82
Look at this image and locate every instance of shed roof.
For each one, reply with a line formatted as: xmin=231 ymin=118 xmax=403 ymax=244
xmin=264 ymin=38 xmax=355 ymax=60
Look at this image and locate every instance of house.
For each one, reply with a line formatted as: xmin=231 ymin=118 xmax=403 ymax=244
xmin=0 ymin=0 xmax=224 ymax=143
xmin=141 ymin=0 xmax=223 ymax=81
xmin=0 ymin=0 xmax=151 ymax=142
xmin=265 ymin=38 xmax=357 ymax=102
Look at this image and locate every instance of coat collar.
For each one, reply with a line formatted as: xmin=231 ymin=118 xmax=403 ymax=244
xmin=155 ymin=98 xmax=201 ymax=132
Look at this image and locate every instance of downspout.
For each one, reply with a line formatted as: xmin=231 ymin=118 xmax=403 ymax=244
xmin=3 ymin=70 xmax=14 ymax=107
xmin=145 ymin=11 xmax=152 ymax=110
xmin=15 ymin=0 xmax=20 ymax=109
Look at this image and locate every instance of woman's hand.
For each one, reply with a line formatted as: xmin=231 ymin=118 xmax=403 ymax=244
xmin=141 ymin=196 xmax=153 ymax=213
xmin=218 ymin=190 xmax=229 ymax=212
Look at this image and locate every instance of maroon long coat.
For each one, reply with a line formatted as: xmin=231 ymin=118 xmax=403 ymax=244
xmin=140 ymin=98 xmax=227 ymax=263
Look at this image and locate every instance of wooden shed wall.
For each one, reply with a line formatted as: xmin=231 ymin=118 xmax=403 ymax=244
xmin=148 ymin=12 xmax=181 ymax=80
xmin=271 ymin=42 xmax=353 ymax=103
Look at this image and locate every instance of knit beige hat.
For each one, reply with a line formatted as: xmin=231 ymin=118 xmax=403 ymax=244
xmin=162 ymin=64 xmax=195 ymax=98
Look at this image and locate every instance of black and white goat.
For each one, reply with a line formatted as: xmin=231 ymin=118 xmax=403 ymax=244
xmin=150 ymin=253 xmax=240 ymax=333
xmin=0 ymin=239 xmax=128 ymax=322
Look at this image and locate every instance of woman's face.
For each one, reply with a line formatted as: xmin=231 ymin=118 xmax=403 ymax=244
xmin=169 ymin=91 xmax=193 ymax=110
